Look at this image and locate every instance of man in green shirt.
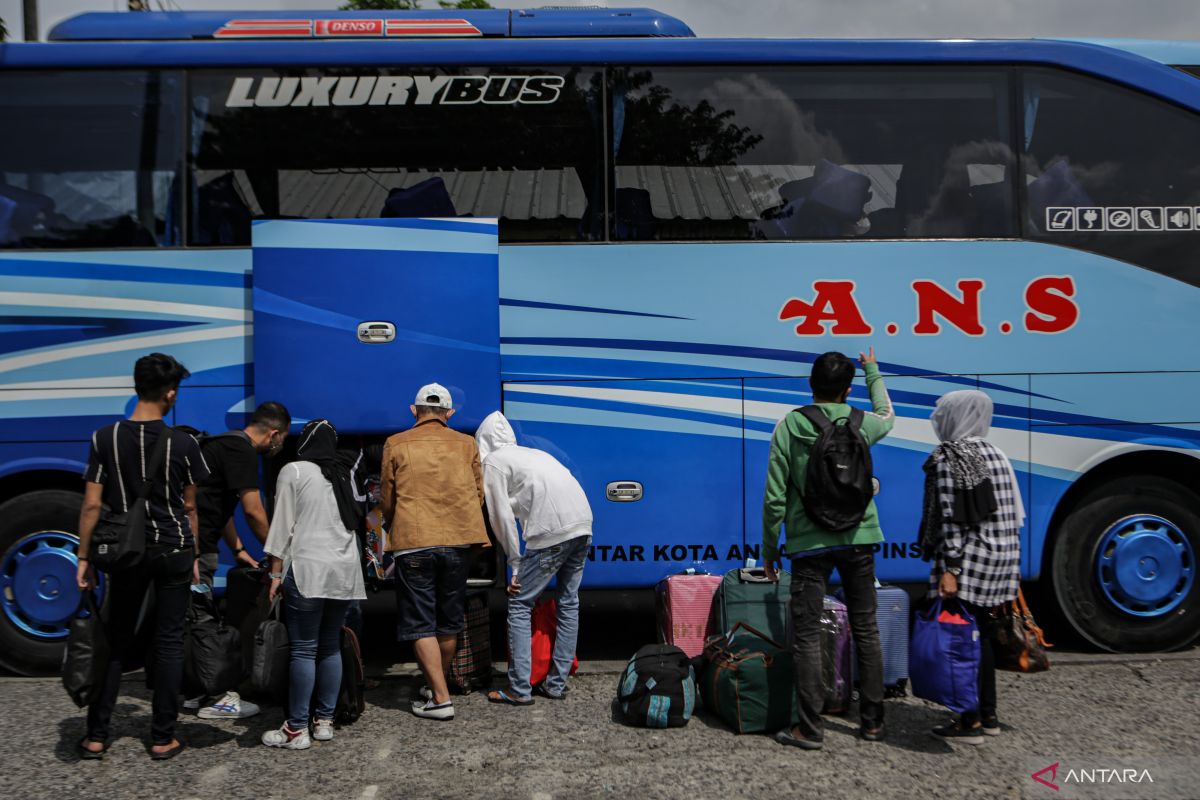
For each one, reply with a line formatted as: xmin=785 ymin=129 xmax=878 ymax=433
xmin=763 ymin=348 xmax=894 ymax=749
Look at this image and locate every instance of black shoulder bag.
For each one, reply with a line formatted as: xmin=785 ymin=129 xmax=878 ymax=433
xmin=89 ymin=423 xmax=173 ymax=572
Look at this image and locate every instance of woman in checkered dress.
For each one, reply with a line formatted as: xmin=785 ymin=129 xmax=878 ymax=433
xmin=918 ymin=390 xmax=1023 ymax=744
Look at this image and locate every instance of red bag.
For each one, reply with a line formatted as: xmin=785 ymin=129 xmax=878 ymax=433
xmin=529 ymin=596 xmax=579 ymax=686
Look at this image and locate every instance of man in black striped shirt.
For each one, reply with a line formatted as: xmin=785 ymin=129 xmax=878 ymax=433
xmin=75 ymin=353 xmax=209 ymax=761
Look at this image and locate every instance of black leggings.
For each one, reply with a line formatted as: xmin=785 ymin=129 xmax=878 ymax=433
xmin=959 ymin=600 xmax=997 ymax=724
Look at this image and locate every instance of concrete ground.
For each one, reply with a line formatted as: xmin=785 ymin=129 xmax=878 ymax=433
xmin=3 ymin=649 xmax=1197 ymax=800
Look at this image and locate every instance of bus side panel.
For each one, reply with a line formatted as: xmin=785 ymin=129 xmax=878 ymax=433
xmin=503 ymin=379 xmax=745 ymax=587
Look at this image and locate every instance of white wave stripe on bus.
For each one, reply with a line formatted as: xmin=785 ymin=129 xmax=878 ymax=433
xmin=506 ymin=383 xmax=1200 ymax=478
xmin=0 ymin=292 xmax=248 ymax=322
xmin=0 ymin=387 xmax=133 ymax=403
xmin=0 ymin=376 xmax=133 ymax=390
xmin=0 ymin=325 xmax=250 ymax=376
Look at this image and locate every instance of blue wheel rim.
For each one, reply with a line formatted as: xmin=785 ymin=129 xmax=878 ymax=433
xmin=0 ymin=531 xmax=103 ymax=640
xmin=1095 ymin=514 xmax=1195 ymax=618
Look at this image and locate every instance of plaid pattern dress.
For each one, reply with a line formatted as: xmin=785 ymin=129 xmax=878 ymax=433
xmin=927 ymin=439 xmax=1022 ymax=607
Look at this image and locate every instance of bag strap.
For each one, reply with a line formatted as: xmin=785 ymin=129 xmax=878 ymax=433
xmin=130 ymin=422 xmax=173 ymax=502
xmin=797 ymin=405 xmax=833 ymax=433
xmin=846 ymin=406 xmax=865 ymax=433
xmin=727 ymin=620 xmax=785 ymax=650
xmin=1015 ymin=588 xmax=1053 ymax=648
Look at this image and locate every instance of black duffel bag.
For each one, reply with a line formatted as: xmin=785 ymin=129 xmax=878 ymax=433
xmin=185 ymin=591 xmax=242 ymax=698
xmin=614 ymin=644 xmax=696 ymax=728
xmin=90 ymin=423 xmax=171 ymax=572
xmin=62 ymin=592 xmax=110 ymax=708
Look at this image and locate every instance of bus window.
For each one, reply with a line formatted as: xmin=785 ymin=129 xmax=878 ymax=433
xmin=188 ymin=67 xmax=604 ymax=246
xmin=1021 ymin=68 xmax=1200 ymax=283
xmin=610 ymin=67 xmax=1014 ymax=242
xmin=0 ymin=71 xmax=183 ymax=249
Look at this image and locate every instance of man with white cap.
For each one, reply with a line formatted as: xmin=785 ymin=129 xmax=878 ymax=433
xmin=380 ymin=382 xmax=490 ymax=720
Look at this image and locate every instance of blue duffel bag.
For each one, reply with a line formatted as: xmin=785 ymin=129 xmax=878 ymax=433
xmin=909 ymin=599 xmax=980 ymax=714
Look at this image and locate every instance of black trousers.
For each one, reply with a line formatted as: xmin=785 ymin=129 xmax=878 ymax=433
xmin=87 ymin=544 xmax=193 ymax=745
xmin=789 ymin=546 xmax=885 ymax=739
xmin=959 ymin=599 xmax=998 ymax=724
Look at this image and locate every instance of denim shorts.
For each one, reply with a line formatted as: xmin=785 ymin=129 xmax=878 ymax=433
xmin=394 ymin=546 xmax=469 ymax=641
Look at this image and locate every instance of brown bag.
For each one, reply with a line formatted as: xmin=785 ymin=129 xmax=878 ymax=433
xmin=994 ymin=588 xmax=1052 ymax=673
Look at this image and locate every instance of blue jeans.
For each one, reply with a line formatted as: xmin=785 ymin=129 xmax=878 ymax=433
xmin=283 ymin=570 xmax=349 ymax=728
xmin=507 ymin=536 xmax=590 ymax=699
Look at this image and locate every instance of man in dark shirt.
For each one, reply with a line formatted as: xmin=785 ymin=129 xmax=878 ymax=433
xmin=188 ymin=401 xmax=291 ymax=720
xmin=76 ymin=352 xmax=209 ymax=761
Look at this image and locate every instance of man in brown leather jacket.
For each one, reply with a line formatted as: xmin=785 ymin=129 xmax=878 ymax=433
xmin=380 ymin=382 xmax=490 ymax=720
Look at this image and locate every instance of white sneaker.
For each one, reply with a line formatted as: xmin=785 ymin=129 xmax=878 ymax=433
xmin=183 ymin=695 xmax=204 ymax=711
xmin=198 ymin=691 xmax=261 ymax=720
xmin=312 ymin=719 xmax=334 ymax=742
xmin=418 ymin=685 xmax=433 ymax=701
xmin=261 ymin=724 xmax=311 ymax=750
xmin=411 ymin=699 xmax=454 ymax=720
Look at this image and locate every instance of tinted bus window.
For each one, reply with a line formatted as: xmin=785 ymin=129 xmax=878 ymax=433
xmin=188 ymin=67 xmax=604 ymax=245
xmin=1021 ymin=69 xmax=1200 ymax=283
xmin=610 ymin=67 xmax=1014 ymax=242
xmin=0 ymin=71 xmax=183 ymax=249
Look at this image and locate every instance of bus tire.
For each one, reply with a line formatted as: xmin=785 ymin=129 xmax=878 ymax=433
xmin=0 ymin=490 xmax=85 ymax=676
xmin=1051 ymin=477 xmax=1200 ymax=653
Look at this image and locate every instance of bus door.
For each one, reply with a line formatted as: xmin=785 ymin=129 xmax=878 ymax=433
xmin=502 ymin=378 xmax=745 ymax=587
xmin=251 ymin=218 xmax=501 ymax=434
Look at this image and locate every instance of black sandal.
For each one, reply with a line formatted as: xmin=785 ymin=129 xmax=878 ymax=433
xmin=77 ymin=737 xmax=108 ymax=760
xmin=533 ymin=684 xmax=567 ymax=700
xmin=149 ymin=740 xmax=185 ymax=761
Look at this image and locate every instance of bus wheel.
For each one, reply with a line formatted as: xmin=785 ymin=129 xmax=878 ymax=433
xmin=1052 ymin=478 xmax=1199 ymax=653
xmin=0 ymin=490 xmax=92 ymax=676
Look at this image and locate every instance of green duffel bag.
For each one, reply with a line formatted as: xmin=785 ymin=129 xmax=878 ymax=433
xmin=700 ymin=622 xmax=798 ymax=735
xmin=711 ymin=567 xmax=791 ymax=643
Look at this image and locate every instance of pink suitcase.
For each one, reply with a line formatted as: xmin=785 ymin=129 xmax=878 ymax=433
xmin=655 ymin=573 xmax=723 ymax=658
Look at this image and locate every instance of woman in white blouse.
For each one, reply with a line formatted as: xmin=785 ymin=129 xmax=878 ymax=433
xmin=261 ymin=419 xmax=367 ymax=750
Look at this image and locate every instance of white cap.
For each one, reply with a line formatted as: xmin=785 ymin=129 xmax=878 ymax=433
xmin=414 ymin=382 xmax=452 ymax=409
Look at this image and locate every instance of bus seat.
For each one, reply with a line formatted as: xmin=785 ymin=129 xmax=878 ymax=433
xmin=614 ymin=187 xmax=657 ymax=240
xmin=381 ymin=176 xmax=458 ymax=218
xmin=0 ymin=182 xmax=55 ymax=243
xmin=1027 ymin=159 xmax=1092 ymax=223
xmin=807 ymin=159 xmax=871 ymax=221
xmin=968 ymin=180 xmax=1011 ymax=236
xmin=778 ymin=177 xmax=813 ymax=204
xmin=194 ymin=172 xmax=253 ymax=246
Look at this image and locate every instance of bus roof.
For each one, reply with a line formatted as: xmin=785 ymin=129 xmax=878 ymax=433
xmin=1057 ymin=38 xmax=1200 ymax=66
xmin=46 ymin=8 xmax=696 ymax=41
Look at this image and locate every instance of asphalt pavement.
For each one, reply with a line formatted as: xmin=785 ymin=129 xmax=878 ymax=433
xmin=3 ymin=633 xmax=1198 ymax=800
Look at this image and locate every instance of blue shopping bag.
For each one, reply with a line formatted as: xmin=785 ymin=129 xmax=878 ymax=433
xmin=909 ymin=599 xmax=980 ymax=714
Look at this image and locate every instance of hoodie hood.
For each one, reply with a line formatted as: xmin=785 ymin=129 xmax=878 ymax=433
xmin=475 ymin=410 xmax=517 ymax=461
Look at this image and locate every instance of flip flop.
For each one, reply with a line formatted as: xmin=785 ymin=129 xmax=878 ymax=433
xmin=486 ymin=690 xmax=534 ymax=706
xmin=149 ymin=741 xmax=185 ymax=761
xmin=77 ymin=737 xmax=108 ymax=760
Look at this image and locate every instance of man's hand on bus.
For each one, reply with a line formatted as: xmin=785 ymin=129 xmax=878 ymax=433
xmin=763 ymin=557 xmax=781 ymax=582
xmin=859 ymin=346 xmax=877 ymax=367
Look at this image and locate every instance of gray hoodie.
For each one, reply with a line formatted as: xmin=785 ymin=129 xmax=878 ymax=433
xmin=475 ymin=411 xmax=592 ymax=571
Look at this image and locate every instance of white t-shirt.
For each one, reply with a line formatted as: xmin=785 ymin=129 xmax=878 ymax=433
xmin=264 ymin=461 xmax=367 ymax=601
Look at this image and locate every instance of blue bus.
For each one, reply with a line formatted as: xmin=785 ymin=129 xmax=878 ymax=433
xmin=2 ymin=8 xmax=1199 ymax=674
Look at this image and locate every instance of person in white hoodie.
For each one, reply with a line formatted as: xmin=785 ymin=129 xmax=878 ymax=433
xmin=475 ymin=411 xmax=593 ymax=705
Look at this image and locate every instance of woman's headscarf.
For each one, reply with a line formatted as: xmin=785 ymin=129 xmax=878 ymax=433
xmin=931 ymin=389 xmax=994 ymax=442
xmin=296 ymin=419 xmax=365 ymax=533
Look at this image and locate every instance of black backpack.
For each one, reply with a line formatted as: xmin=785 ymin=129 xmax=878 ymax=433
xmin=614 ymin=644 xmax=695 ymax=728
xmin=797 ymin=405 xmax=874 ymax=532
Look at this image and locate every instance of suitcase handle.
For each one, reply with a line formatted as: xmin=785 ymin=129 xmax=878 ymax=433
xmin=737 ymin=567 xmax=776 ymax=584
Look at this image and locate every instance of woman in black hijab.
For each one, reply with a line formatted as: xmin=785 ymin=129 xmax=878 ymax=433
xmin=261 ymin=420 xmax=367 ymax=750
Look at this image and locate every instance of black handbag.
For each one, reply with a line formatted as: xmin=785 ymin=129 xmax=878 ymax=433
xmin=251 ymin=597 xmax=290 ymax=701
xmin=184 ymin=591 xmax=242 ymax=698
xmin=90 ymin=423 xmax=172 ymax=572
xmin=62 ymin=592 xmax=110 ymax=708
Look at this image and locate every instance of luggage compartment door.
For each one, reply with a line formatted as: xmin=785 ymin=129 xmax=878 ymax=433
xmin=252 ymin=219 xmax=499 ymax=432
